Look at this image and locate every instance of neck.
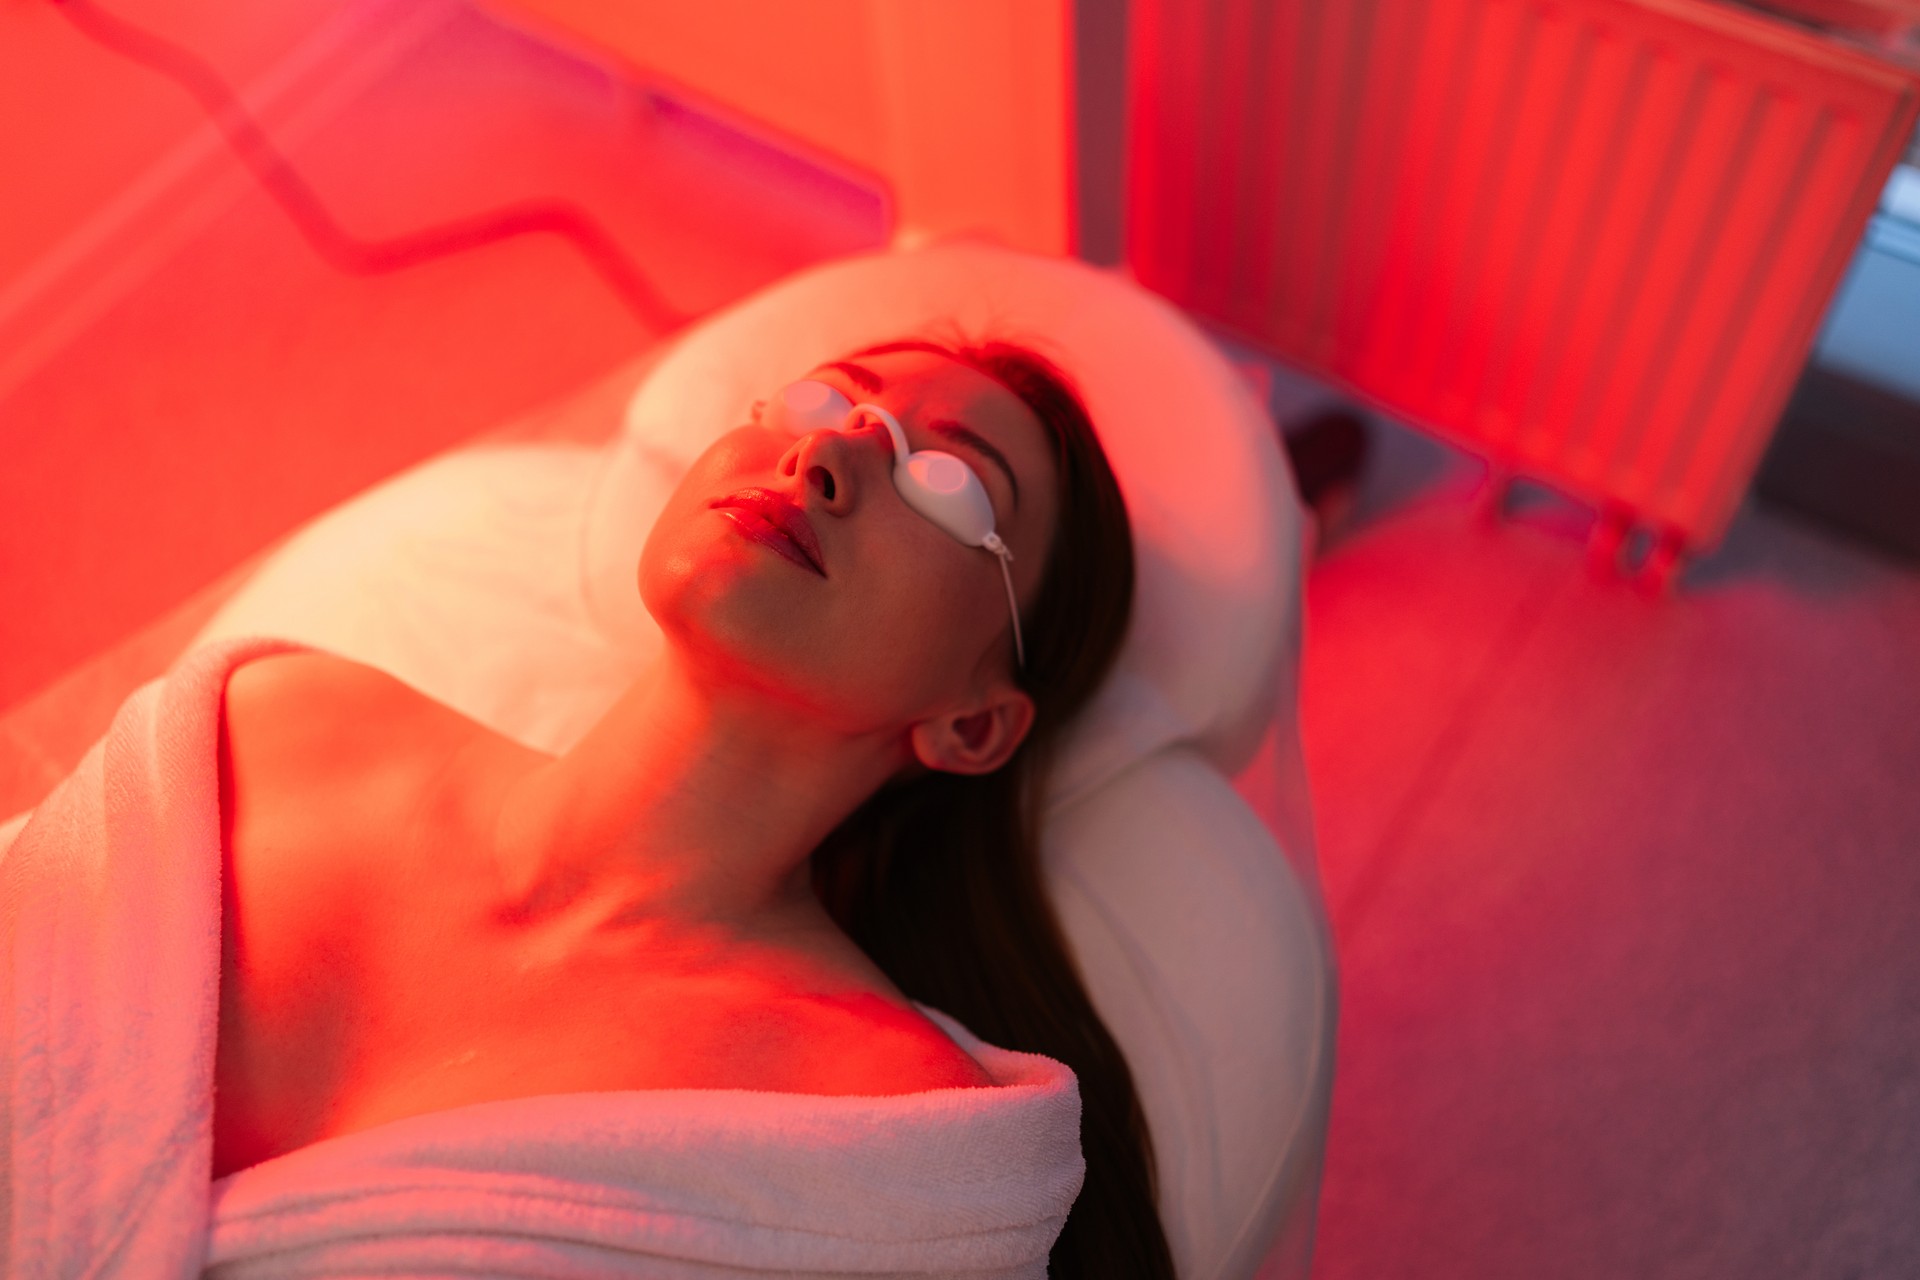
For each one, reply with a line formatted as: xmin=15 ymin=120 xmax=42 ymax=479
xmin=487 ymin=647 xmax=905 ymax=940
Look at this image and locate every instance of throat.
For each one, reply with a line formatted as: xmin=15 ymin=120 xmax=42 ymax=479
xmin=477 ymin=671 xmax=896 ymax=934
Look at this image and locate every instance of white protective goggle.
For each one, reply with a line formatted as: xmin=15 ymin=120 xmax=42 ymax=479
xmin=759 ymin=378 xmax=1025 ymax=669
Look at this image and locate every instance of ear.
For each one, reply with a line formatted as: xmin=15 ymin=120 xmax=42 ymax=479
xmin=908 ymin=687 xmax=1036 ymax=776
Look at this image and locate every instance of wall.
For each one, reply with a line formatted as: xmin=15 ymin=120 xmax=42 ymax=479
xmin=0 ymin=0 xmax=469 ymax=712
xmin=1074 ymin=0 xmax=1132 ymax=266
xmin=474 ymin=0 xmax=1074 ymax=255
xmin=0 ymin=0 xmax=345 ymax=291
xmin=0 ymin=0 xmax=894 ymax=717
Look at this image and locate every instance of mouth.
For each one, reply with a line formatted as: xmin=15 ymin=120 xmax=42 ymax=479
xmin=709 ymin=489 xmax=827 ymax=577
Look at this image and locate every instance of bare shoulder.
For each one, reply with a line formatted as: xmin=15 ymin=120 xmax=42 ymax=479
xmin=784 ymin=989 xmax=997 ymax=1094
xmin=218 ymin=651 xmax=486 ymax=852
xmin=222 ymin=652 xmax=462 ymax=791
xmin=224 ymin=650 xmax=443 ymax=737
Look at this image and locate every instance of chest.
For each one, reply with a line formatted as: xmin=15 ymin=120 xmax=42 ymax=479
xmin=208 ymin=665 xmax=989 ymax=1181
xmin=209 ymin=745 xmax=862 ymax=1179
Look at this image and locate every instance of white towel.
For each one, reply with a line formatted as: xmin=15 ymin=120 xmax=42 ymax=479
xmin=2 ymin=636 xmax=1084 ymax=1278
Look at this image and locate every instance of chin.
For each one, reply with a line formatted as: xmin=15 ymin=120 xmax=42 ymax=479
xmin=641 ymin=547 xmax=823 ymax=700
xmin=639 ymin=526 xmax=948 ymax=735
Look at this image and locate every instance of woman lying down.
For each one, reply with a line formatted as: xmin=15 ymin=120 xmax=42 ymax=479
xmin=1 ymin=338 xmax=1178 ymax=1277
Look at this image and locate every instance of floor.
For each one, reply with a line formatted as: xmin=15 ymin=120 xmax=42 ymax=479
xmin=11 ymin=5 xmax=1919 ymax=1277
xmin=1300 ymin=420 xmax=1920 ymax=1280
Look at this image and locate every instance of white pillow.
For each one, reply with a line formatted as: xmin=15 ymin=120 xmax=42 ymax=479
xmin=192 ymin=241 xmax=1332 ymax=1280
xmin=196 ymin=444 xmax=645 ymax=754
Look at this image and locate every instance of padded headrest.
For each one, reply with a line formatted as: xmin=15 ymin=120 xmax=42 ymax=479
xmin=580 ymin=241 xmax=1306 ymax=808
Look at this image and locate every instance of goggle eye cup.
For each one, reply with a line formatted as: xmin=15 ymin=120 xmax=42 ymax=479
xmin=762 ymin=379 xmax=853 ymax=438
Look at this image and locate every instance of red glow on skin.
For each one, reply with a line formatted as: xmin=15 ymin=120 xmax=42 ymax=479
xmin=711 ymin=489 xmax=828 ymax=576
xmin=217 ymin=351 xmax=1050 ymax=1177
xmin=639 ymin=349 xmax=1054 ymax=748
xmin=212 ymin=643 xmax=998 ymax=1179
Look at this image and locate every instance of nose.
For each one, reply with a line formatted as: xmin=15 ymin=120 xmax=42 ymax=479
xmin=777 ymin=414 xmax=894 ymax=510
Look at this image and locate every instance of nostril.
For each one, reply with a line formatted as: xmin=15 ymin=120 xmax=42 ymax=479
xmin=808 ymin=464 xmax=836 ymax=501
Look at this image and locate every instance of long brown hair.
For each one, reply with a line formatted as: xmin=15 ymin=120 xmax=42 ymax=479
xmin=809 ymin=333 xmax=1175 ymax=1277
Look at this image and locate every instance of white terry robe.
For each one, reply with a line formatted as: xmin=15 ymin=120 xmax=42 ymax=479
xmin=0 ymin=636 xmax=1084 ymax=1278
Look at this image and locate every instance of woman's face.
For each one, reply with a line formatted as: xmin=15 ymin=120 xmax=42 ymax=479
xmin=639 ymin=348 xmax=1060 ymax=738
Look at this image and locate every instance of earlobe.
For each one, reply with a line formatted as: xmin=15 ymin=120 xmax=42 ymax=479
xmin=909 ymin=692 xmax=1036 ymax=776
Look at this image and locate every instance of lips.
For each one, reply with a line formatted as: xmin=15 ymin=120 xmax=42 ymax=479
xmin=710 ymin=488 xmax=826 ymax=576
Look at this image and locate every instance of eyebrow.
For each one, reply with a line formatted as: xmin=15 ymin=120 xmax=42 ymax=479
xmin=822 ymin=360 xmax=884 ymax=393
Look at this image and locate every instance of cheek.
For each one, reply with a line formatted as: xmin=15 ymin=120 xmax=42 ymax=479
xmin=636 ymin=438 xmax=777 ymax=610
xmin=638 ymin=499 xmax=790 ymax=650
xmin=638 ymin=474 xmax=771 ymax=653
xmin=635 ymin=508 xmax=698 ymax=624
xmin=631 ymin=497 xmax=887 ymax=726
xmin=850 ymin=532 xmax=1006 ymax=680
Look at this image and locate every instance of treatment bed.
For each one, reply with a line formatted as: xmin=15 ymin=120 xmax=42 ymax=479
xmin=1 ymin=240 xmax=1336 ymax=1279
